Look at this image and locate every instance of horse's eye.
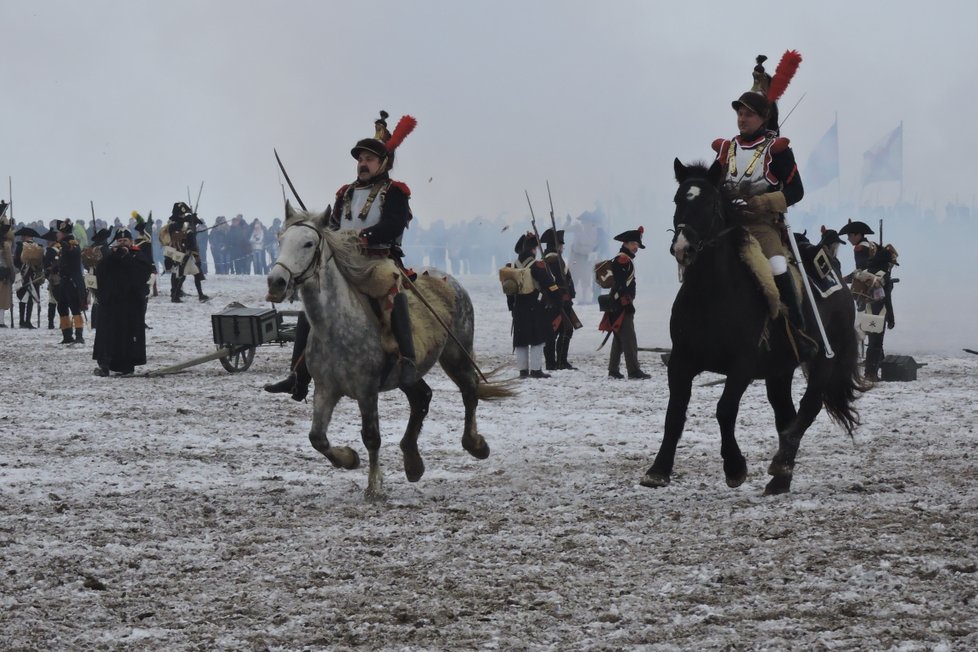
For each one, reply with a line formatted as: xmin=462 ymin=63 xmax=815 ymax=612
xmin=304 ymin=241 xmax=314 ymax=248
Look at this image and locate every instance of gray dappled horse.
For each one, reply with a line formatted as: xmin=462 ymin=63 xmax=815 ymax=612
xmin=266 ymin=203 xmax=511 ymax=498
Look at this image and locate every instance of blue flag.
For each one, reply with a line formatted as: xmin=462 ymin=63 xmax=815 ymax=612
xmin=805 ymin=119 xmax=839 ymax=191
xmin=862 ymin=123 xmax=902 ymax=186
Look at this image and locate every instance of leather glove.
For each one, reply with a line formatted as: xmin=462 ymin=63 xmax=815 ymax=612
xmin=746 ymin=191 xmax=787 ymax=214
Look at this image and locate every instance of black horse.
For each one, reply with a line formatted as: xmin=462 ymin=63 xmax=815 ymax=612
xmin=642 ymin=159 xmax=866 ymax=494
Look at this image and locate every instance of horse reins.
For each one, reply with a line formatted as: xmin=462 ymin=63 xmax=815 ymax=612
xmin=273 ymin=221 xmax=334 ymax=290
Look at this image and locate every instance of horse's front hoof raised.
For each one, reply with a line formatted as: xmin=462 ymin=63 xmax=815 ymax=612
xmin=402 ymin=453 xmax=425 ymax=483
xmin=640 ymin=471 xmax=670 ymax=488
xmin=764 ymin=474 xmax=792 ymax=495
xmin=462 ymin=436 xmax=490 ymax=460
xmin=326 ymin=446 xmax=361 ymax=470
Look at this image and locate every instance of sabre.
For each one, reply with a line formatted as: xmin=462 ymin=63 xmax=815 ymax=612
xmin=274 ymin=149 xmax=307 ymax=211
xmin=784 ymin=222 xmax=834 ymax=359
xmin=193 ymin=181 xmax=204 ymax=215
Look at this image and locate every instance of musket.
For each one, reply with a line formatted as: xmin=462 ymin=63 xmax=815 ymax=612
xmin=525 ymin=190 xmax=579 ymax=332
xmin=90 ymin=200 xmax=96 ymax=223
xmin=545 ymin=180 xmax=582 ymax=329
xmin=193 ymin=181 xmax=204 ymax=215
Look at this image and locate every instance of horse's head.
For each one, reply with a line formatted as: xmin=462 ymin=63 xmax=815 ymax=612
xmin=671 ymin=158 xmax=725 ymax=266
xmin=266 ymin=201 xmax=332 ymax=302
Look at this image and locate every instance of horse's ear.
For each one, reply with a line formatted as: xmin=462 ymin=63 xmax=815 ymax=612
xmin=320 ymin=205 xmax=332 ymax=228
xmin=285 ymin=200 xmax=295 ymax=221
xmin=674 ymin=158 xmax=687 ymax=183
xmin=707 ymin=160 xmax=724 ymax=188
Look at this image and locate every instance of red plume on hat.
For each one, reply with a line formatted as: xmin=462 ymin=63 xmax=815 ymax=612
xmin=766 ymin=50 xmax=802 ymax=103
xmin=385 ymin=115 xmax=417 ymax=154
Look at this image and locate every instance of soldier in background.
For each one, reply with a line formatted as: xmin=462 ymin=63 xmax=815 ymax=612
xmin=41 ymin=228 xmax=61 ymax=329
xmin=53 ymin=219 xmax=86 ymax=344
xmin=0 ymin=205 xmax=13 ymax=327
xmin=599 ymin=227 xmax=650 ymax=379
xmin=13 ymin=226 xmax=45 ymax=328
xmin=507 ymin=232 xmax=563 ymax=379
xmin=540 ymin=227 xmax=577 ymax=370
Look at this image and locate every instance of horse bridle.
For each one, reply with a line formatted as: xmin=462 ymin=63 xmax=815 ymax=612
xmin=673 ymin=186 xmax=734 ymax=260
xmin=272 ymin=221 xmax=334 ymax=290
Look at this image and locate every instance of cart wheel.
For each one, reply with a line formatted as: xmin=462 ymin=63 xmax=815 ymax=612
xmin=219 ymin=345 xmax=256 ymax=373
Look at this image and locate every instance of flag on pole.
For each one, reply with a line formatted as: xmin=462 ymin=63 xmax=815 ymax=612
xmin=804 ymin=118 xmax=839 ymax=191
xmin=861 ymin=122 xmax=902 ymax=186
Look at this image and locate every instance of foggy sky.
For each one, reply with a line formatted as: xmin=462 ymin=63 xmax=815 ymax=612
xmin=3 ymin=0 xmax=976 ymax=228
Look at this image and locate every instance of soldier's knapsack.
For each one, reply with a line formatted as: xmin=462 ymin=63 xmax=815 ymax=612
xmin=594 ymin=259 xmax=614 ymax=289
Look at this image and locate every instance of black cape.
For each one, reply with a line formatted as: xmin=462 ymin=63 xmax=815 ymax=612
xmin=92 ymin=248 xmax=154 ymax=372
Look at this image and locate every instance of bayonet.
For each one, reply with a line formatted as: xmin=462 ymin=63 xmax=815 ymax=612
xmin=274 ymin=148 xmax=307 ymax=211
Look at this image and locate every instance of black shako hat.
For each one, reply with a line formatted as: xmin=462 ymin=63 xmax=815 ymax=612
xmin=91 ymin=228 xmax=113 ymax=246
xmin=838 ymin=220 xmax=874 ymax=236
xmin=15 ymin=227 xmax=41 ymax=238
xmin=540 ymin=227 xmax=564 ymax=249
xmin=614 ymin=226 xmax=646 ymax=248
xmin=514 ymin=231 xmax=539 ymax=254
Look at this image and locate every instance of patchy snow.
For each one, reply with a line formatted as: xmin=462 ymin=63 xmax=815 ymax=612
xmin=2 ymin=274 xmax=976 ymax=650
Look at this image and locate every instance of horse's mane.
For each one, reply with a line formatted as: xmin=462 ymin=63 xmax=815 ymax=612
xmin=322 ymin=227 xmax=391 ymax=287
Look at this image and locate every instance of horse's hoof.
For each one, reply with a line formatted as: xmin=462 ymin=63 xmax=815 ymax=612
xmin=724 ymin=458 xmax=748 ymax=488
xmin=640 ymin=472 xmax=670 ymax=488
xmin=764 ymin=475 xmax=792 ymax=495
xmin=463 ymin=437 xmax=490 ymax=460
xmin=767 ymin=460 xmax=793 ymax=477
xmin=403 ymin=455 xmax=425 ymax=483
xmin=364 ymin=487 xmax=388 ymax=503
xmin=327 ymin=446 xmax=361 ymax=470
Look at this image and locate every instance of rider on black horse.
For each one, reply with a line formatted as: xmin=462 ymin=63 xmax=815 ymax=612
xmin=711 ymin=52 xmax=817 ymax=359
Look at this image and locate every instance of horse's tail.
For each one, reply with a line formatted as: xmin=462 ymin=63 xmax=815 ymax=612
xmin=819 ymin=330 xmax=871 ymax=436
xmin=477 ymin=365 xmax=519 ymax=401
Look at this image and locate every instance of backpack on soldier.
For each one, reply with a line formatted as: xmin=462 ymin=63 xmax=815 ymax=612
xmin=594 ymin=259 xmax=615 ymax=289
xmin=498 ymin=263 xmax=536 ymax=295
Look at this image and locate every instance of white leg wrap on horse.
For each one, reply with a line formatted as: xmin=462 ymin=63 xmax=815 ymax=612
xmin=515 ymin=346 xmax=529 ymax=371
xmin=769 ymin=255 xmax=788 ymax=276
xmin=529 ymin=344 xmax=544 ymax=371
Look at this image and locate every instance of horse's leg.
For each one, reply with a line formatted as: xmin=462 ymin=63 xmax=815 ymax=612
xmin=641 ymin=363 xmax=695 ymax=487
xmin=716 ymin=375 xmax=752 ymax=488
xmin=308 ymin=388 xmax=361 ymax=470
xmin=399 ymin=379 xmax=432 ymax=482
xmin=440 ymin=351 xmax=490 ymax=460
xmin=357 ymin=393 xmax=384 ymax=500
xmin=766 ymin=367 xmax=825 ymax=496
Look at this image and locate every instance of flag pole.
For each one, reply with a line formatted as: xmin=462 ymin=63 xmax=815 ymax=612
xmin=835 ymin=112 xmax=841 ymax=208
xmin=899 ymin=120 xmax=904 ymax=204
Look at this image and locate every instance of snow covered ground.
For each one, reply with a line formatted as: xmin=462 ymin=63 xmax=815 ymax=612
xmin=2 ymin=273 xmax=976 ymax=650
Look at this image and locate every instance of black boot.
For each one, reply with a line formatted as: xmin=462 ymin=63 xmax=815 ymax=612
xmin=557 ymin=334 xmax=576 ymax=369
xmin=48 ymin=304 xmax=56 ymax=329
xmin=18 ymin=303 xmax=27 ymax=328
xmin=195 ymin=276 xmax=210 ymax=302
xmin=170 ymin=275 xmax=182 ymax=303
xmin=60 ymin=328 xmax=74 ymax=344
xmin=865 ymin=347 xmax=883 ymax=382
xmin=775 ymin=273 xmax=817 ymax=361
xmin=264 ymin=372 xmax=297 ymax=394
xmin=73 ymin=327 xmax=84 ymax=345
xmin=391 ymin=293 xmax=419 ymax=386
xmin=23 ymin=299 xmax=35 ymax=328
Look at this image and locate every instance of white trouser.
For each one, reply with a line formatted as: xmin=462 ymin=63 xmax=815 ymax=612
xmin=515 ymin=343 xmax=545 ymax=371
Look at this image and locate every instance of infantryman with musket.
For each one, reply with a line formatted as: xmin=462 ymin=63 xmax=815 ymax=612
xmin=0 ymin=203 xmax=14 ymax=327
xmin=839 ymin=219 xmax=898 ymax=381
xmin=12 ymin=226 xmax=45 ymax=328
xmin=265 ymin=109 xmax=420 ymax=399
xmin=506 ymin=231 xmax=564 ymax=378
xmin=599 ymin=227 xmax=651 ymax=379
xmin=47 ymin=219 xmax=87 ymax=343
xmin=92 ymin=228 xmax=154 ymax=376
xmin=712 ymin=51 xmax=818 ymax=360
xmin=540 ymin=227 xmax=577 ymax=370
xmin=161 ymin=202 xmax=209 ymax=303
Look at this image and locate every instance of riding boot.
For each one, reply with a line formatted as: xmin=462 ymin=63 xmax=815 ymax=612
xmin=865 ymin=346 xmax=883 ymax=382
xmin=391 ymin=292 xmax=419 ymax=386
xmin=194 ymin=276 xmax=210 ymax=302
xmin=170 ymin=275 xmax=182 ymax=303
xmin=775 ymin=273 xmax=817 ymax=361
xmin=557 ymin=332 xmax=576 ymax=369
xmin=264 ymin=371 xmax=297 ymax=394
xmin=24 ymin=298 xmax=35 ymax=328
xmin=264 ymin=313 xmax=311 ymax=400
xmin=48 ymin=304 xmax=56 ymax=329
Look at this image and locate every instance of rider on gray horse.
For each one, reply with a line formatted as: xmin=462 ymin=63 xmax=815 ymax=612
xmin=265 ymin=110 xmax=419 ymax=400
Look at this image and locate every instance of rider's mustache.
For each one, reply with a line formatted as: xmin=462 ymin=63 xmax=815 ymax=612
xmin=358 ymin=165 xmax=370 ymax=175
